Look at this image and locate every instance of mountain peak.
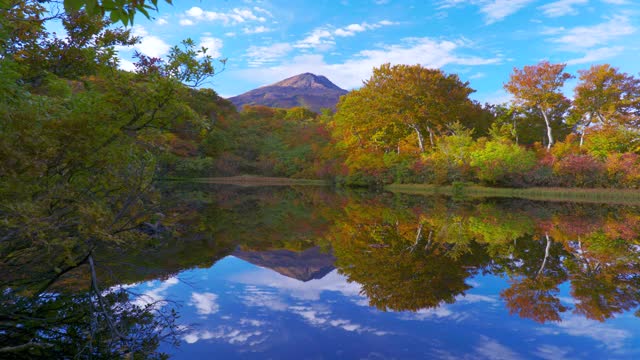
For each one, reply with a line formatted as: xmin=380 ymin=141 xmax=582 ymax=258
xmin=228 ymin=73 xmax=348 ymax=113
xmin=271 ymin=73 xmax=344 ymax=91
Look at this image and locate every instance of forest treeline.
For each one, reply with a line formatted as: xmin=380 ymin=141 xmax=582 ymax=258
xmin=5 ymin=4 xmax=639 ymax=191
xmin=206 ymin=62 xmax=640 ymax=188
xmin=3 ymin=2 xmax=640 ymax=274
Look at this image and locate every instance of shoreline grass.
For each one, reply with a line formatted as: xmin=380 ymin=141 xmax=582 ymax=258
xmin=386 ymin=183 xmax=640 ymax=205
xmin=164 ymin=175 xmax=328 ymax=186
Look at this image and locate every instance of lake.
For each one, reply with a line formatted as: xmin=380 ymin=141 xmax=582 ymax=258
xmin=119 ymin=184 xmax=640 ymax=359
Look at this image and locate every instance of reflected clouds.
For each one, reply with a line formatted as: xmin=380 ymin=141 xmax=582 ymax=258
xmin=232 ymin=267 xmax=362 ymax=301
xmin=475 ymin=335 xmax=523 ymax=360
xmin=190 ymin=292 xmax=220 ymax=316
xmin=132 ymin=277 xmax=179 ymax=310
xmin=537 ymin=314 xmax=632 ymax=351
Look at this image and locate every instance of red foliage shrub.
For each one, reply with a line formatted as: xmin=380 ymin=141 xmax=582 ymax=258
xmin=554 ymin=154 xmax=605 ymax=187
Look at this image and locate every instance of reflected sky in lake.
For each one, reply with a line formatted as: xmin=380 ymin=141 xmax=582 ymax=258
xmin=131 ymin=255 xmax=639 ymax=359
xmin=120 ymin=185 xmax=640 ymax=359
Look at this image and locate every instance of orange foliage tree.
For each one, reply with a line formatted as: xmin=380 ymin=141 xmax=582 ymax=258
xmin=505 ymin=61 xmax=573 ymax=149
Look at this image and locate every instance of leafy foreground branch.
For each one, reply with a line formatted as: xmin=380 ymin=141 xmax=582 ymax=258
xmin=0 ymin=3 xmax=223 ymax=358
xmin=0 ymin=254 xmax=181 ymax=359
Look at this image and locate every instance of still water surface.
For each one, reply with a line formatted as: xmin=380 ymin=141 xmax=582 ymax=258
xmin=127 ymin=185 xmax=640 ymax=359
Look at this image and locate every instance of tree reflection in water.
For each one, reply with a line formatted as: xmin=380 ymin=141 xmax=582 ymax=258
xmin=325 ymin=193 xmax=640 ymax=323
xmin=2 ymin=185 xmax=640 ymax=357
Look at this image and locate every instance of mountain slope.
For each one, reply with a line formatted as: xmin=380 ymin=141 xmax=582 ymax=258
xmin=228 ymin=73 xmax=348 ymax=113
xmin=232 ymin=247 xmax=335 ymax=282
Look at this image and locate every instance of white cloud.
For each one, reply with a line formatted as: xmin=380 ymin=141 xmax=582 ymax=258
xmin=537 ymin=315 xmax=631 ymax=350
xmin=243 ymin=25 xmax=271 ymax=34
xmin=475 ymin=336 xmax=523 ymax=360
xmin=132 ymin=277 xmax=179 ymax=309
xmin=186 ymin=6 xmax=204 ymax=17
xmin=239 ymin=286 xmax=289 ymax=311
xmin=334 ymin=20 xmax=397 ymax=37
xmin=239 ymin=318 xmax=265 ymax=327
xmin=438 ymin=0 xmax=474 ymax=8
xmin=183 ymin=6 xmax=266 ymax=26
xmin=437 ymin=0 xmax=535 ymax=24
xmin=289 ymin=305 xmax=388 ymax=335
xmin=540 ymin=26 xmax=567 ymax=35
xmin=234 ymin=269 xmax=362 ymax=301
xmin=179 ymin=18 xmax=194 ymax=26
xmin=550 ymin=14 xmax=635 ymax=49
xmin=253 ymin=6 xmax=273 ymax=17
xmin=199 ymin=37 xmax=223 ymax=58
xmin=246 ymin=43 xmax=293 ymax=66
xmin=534 ymin=345 xmax=575 ymax=360
xmin=156 ymin=17 xmax=168 ymax=25
xmin=539 ymin=0 xmax=588 ymax=17
xmin=481 ymin=0 xmax=536 ymax=24
xmin=127 ymin=25 xmax=171 ymax=58
xmin=401 ymin=306 xmax=455 ymax=320
xmin=295 ymin=20 xmax=396 ymax=50
xmin=237 ymin=37 xmax=501 ymax=90
xmin=118 ymin=58 xmax=136 ymax=72
xmin=456 ymin=294 xmax=498 ymax=303
xmin=290 ymin=305 xmax=328 ymax=325
xmin=602 ymin=0 xmax=629 ymax=3
xmin=398 ymin=294 xmax=495 ymax=322
xmin=295 ymin=28 xmax=335 ymax=50
xmin=224 ymin=32 xmax=237 ymax=37
xmin=190 ymin=292 xmax=219 ymax=315
xmin=565 ymin=46 xmax=624 ymax=65
xmin=182 ymin=327 xmax=264 ymax=345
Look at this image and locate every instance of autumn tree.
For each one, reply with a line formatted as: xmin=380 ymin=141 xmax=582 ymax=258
xmin=335 ymin=63 xmax=475 ymax=154
xmin=505 ymin=61 xmax=573 ymax=149
xmin=328 ymin=199 xmax=490 ymax=312
xmin=571 ymin=64 xmax=640 ymax=146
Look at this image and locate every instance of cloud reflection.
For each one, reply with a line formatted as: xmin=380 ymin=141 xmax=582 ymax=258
xmin=132 ymin=277 xmax=179 ymax=310
xmin=232 ymin=267 xmax=362 ymax=300
xmin=189 ymin=292 xmax=219 ymax=316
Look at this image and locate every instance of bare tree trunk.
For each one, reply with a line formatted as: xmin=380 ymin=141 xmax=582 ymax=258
xmin=89 ymin=255 xmax=128 ymax=341
xmin=415 ymin=223 xmax=423 ymax=244
xmin=426 ymin=126 xmax=435 ymax=148
xmin=579 ymin=114 xmax=592 ymax=147
xmin=411 ymin=124 xmax=425 ymax=152
xmin=540 ymin=109 xmax=554 ymax=150
xmin=424 ymin=230 xmax=433 ymax=251
xmin=537 ymin=233 xmax=552 ymax=277
xmin=408 ymin=223 xmax=423 ymax=253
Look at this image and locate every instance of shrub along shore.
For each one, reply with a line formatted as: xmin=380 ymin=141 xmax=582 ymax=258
xmin=387 ymin=183 xmax=640 ymax=204
xmin=169 ymin=176 xmax=640 ymax=204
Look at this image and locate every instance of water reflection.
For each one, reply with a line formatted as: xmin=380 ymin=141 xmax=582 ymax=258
xmin=3 ymin=184 xmax=640 ymax=358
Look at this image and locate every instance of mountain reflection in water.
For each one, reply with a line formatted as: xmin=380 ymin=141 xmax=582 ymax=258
xmin=2 ymin=184 xmax=640 ymax=359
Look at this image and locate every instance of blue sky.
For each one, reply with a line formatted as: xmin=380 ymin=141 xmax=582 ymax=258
xmin=114 ymin=0 xmax=640 ymax=103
